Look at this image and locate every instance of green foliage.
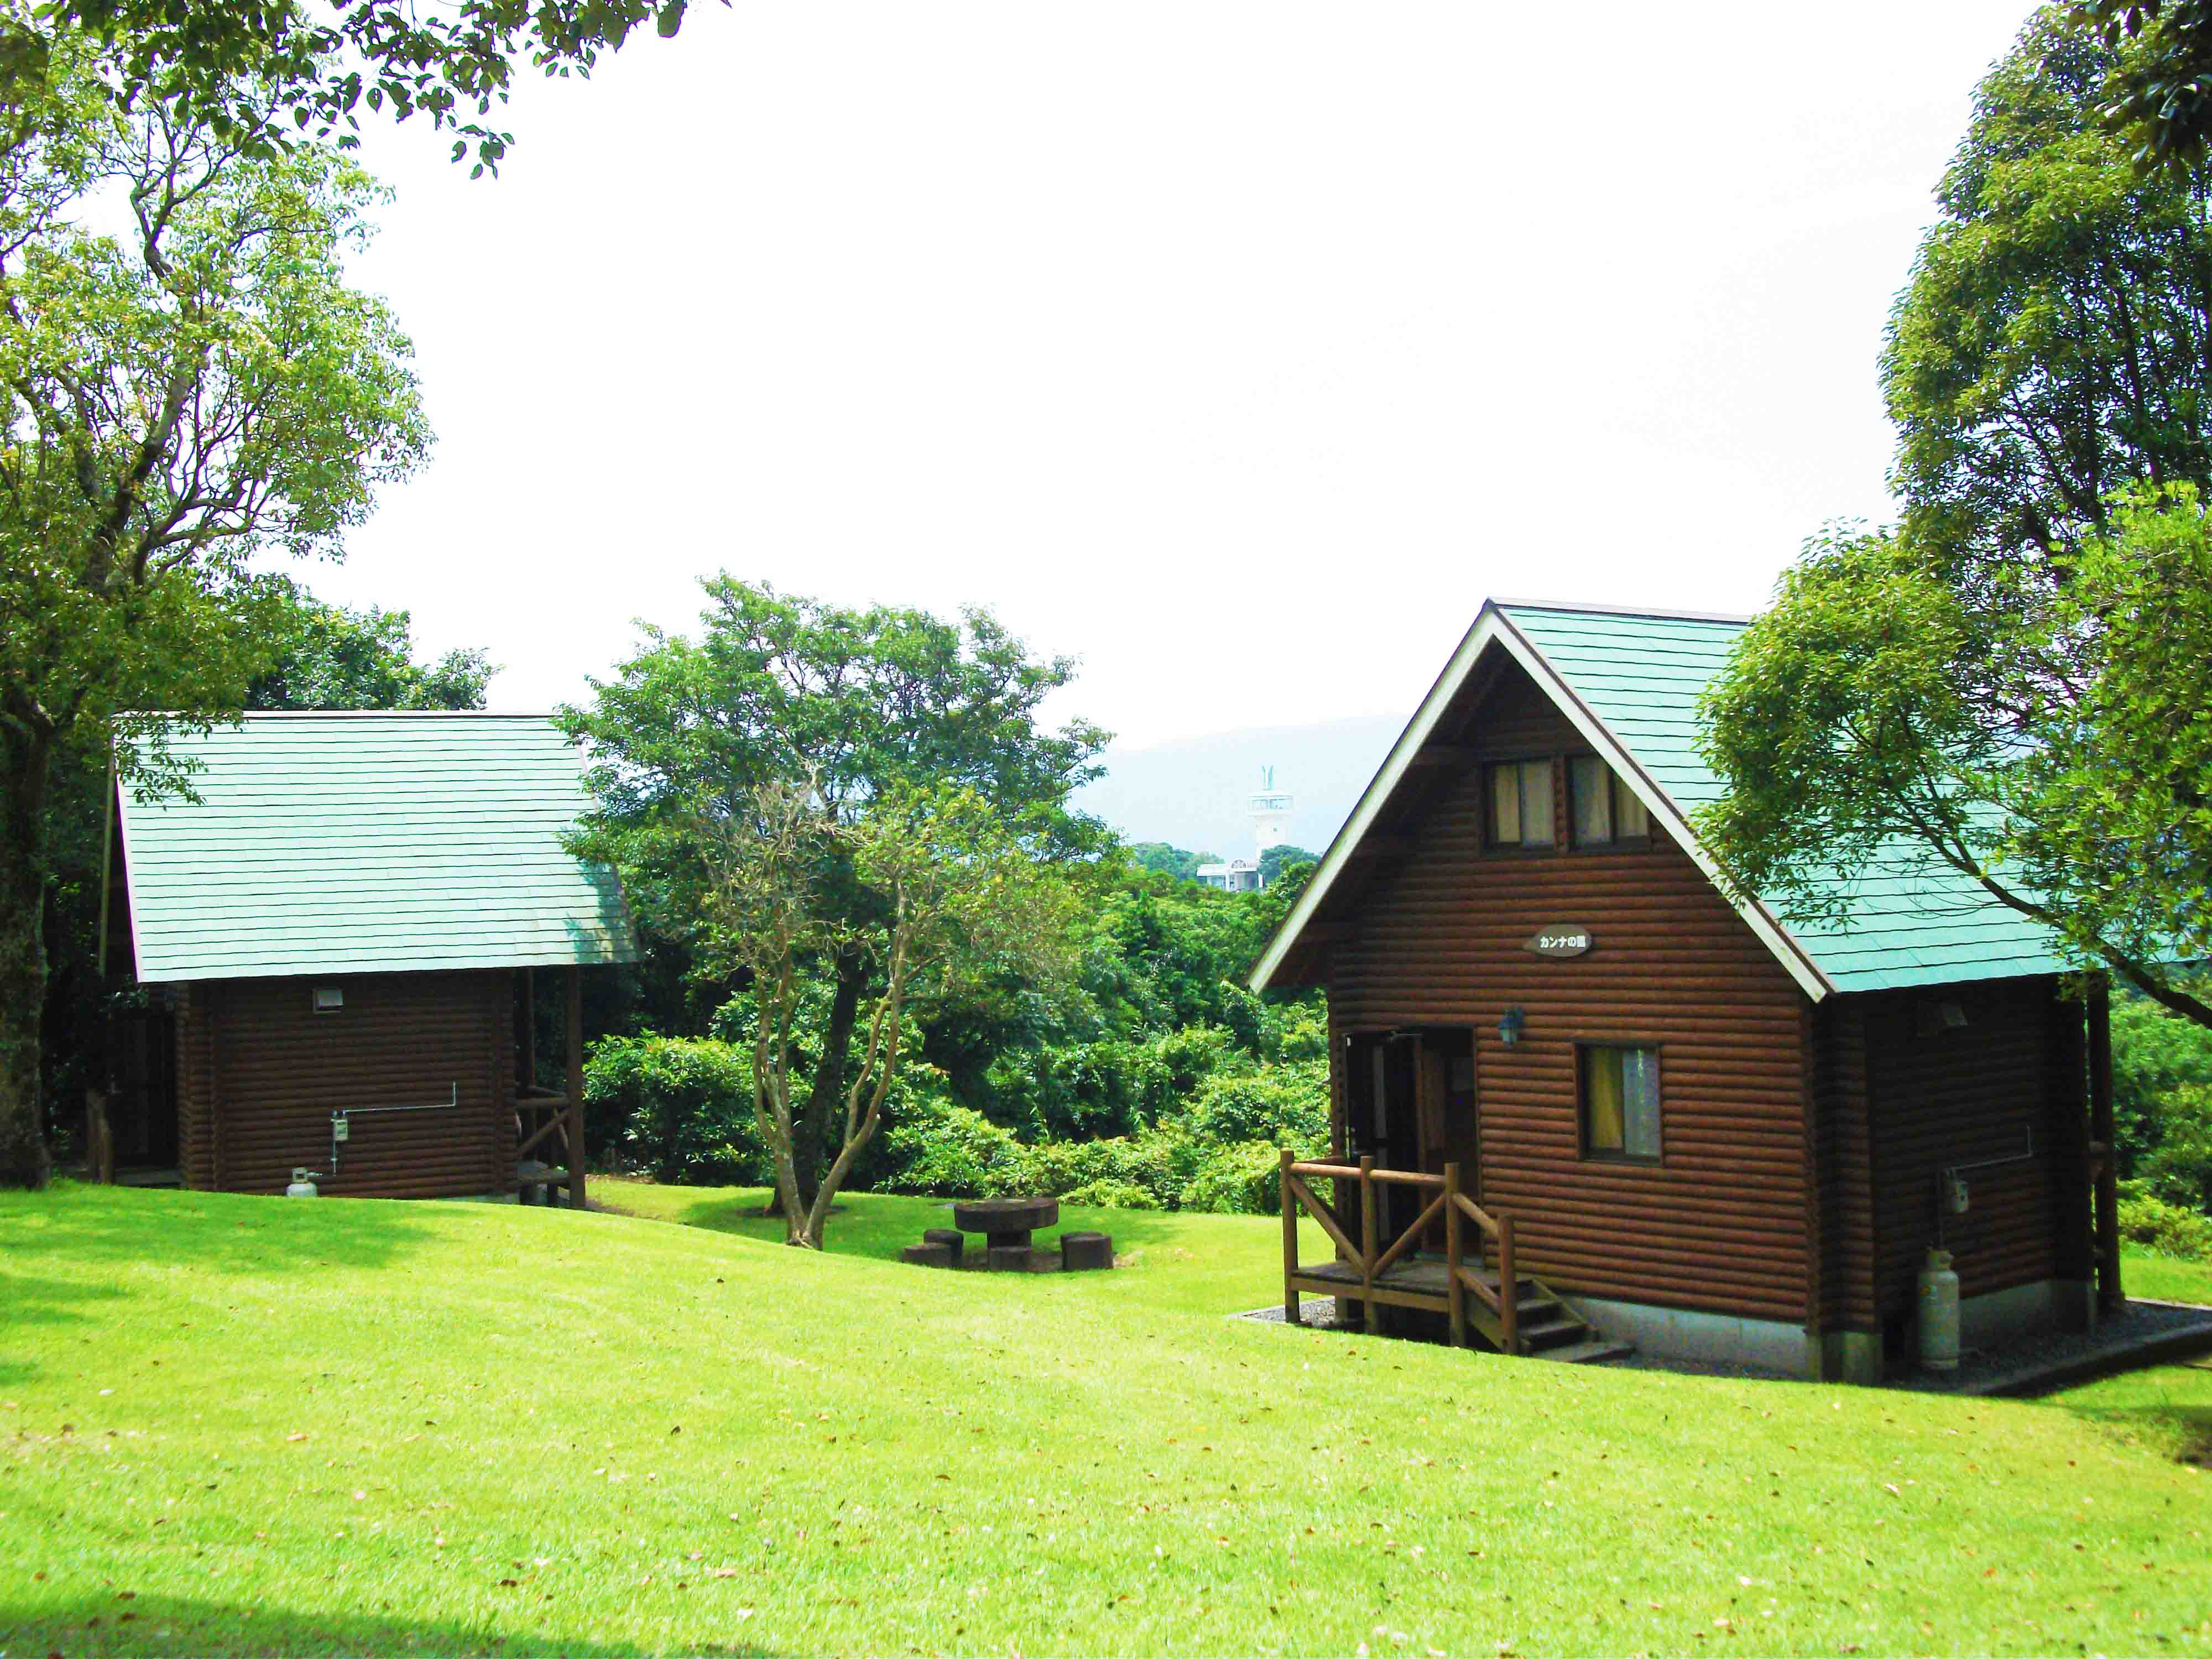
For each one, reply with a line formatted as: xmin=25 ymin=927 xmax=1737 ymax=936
xmin=1259 ymin=842 xmax=1318 ymax=884
xmin=0 ymin=61 xmax=428 ymax=1185
xmin=26 ymin=1 xmax=697 ymax=177
xmin=562 ymin=581 xmax=1108 ymax=1242
xmin=246 ymin=583 xmax=492 ymax=712
xmin=2072 ymin=0 xmax=2212 ymax=174
xmin=1702 ymin=8 xmax=2212 ymax=1036
xmin=2117 ymin=1182 xmax=2212 ymax=1259
xmin=583 ymin=1034 xmax=765 ymax=1186
xmin=1125 ymin=841 xmax=1214 ymax=881
xmin=1699 ymin=494 xmax=2212 ymax=1028
xmin=1172 ymin=1139 xmax=1291 ymax=1216
xmin=1886 ymin=11 xmax=2212 ymax=577
xmin=2112 ymin=988 xmax=2212 ymax=1165
xmin=876 ymin=1098 xmax=1027 ymax=1198
xmin=559 ymin=577 xmax=1107 ymax=990
xmin=1059 ymin=1177 xmax=1161 ymax=1211
xmin=2137 ymin=1086 xmax=2212 ymax=1211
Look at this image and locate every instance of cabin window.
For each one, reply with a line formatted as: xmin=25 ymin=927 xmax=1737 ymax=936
xmin=1569 ymin=755 xmax=1650 ymax=848
xmin=1486 ymin=759 xmax=1554 ymax=850
xmin=1580 ymin=1044 xmax=1661 ymax=1161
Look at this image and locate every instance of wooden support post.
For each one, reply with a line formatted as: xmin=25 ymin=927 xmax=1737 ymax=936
xmin=565 ymin=966 xmax=586 ymax=1212
xmin=1444 ymin=1161 xmax=1465 ymax=1349
xmin=1359 ymin=1155 xmax=1379 ymax=1335
xmin=1280 ymin=1150 xmax=1300 ymax=1325
xmin=519 ymin=966 xmax=536 ymax=1091
xmin=86 ymin=1089 xmax=113 ymax=1185
xmin=2088 ymin=977 xmax=2121 ymax=1315
xmin=1496 ymin=1212 xmax=1517 ymax=1357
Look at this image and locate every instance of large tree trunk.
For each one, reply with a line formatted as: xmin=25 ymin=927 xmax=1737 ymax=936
xmin=0 ymin=728 xmax=55 ymax=1190
xmin=770 ymin=947 xmax=865 ymax=1225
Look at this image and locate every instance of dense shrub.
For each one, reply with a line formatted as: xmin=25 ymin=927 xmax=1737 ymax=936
xmin=875 ymin=1098 xmax=1027 ymax=1197
xmin=1174 ymin=1139 xmax=1288 ymax=1215
xmin=582 ymin=1035 xmax=766 ymax=1185
xmin=1062 ymin=1177 xmax=1161 ymax=1210
xmin=1183 ymin=1059 xmax=1327 ymax=1146
xmin=2117 ymin=1183 xmax=2212 ymax=1261
xmin=2137 ymin=1084 xmax=2212 ymax=1213
xmin=2104 ymin=995 xmax=2212 ymax=1224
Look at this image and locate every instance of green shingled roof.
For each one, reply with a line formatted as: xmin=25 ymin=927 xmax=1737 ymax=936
xmin=116 ymin=713 xmax=639 ymax=983
xmin=1496 ymin=601 xmax=2070 ymax=994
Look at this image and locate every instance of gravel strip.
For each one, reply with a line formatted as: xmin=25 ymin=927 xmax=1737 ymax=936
xmin=1901 ymin=1297 xmax=2212 ymax=1397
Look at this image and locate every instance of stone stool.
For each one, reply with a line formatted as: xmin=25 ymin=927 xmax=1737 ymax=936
xmin=1060 ymin=1231 xmax=1114 ymax=1271
xmin=900 ymin=1241 xmax=954 ymax=1268
xmin=922 ymin=1227 xmax=964 ymax=1266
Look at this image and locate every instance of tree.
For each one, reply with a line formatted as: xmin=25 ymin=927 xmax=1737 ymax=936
xmin=2073 ymin=1 xmax=2212 ymax=172
xmin=1259 ymin=843 xmax=1317 ymax=885
xmin=9 ymin=1 xmax=711 ymax=176
xmin=697 ymin=776 xmax=1081 ymax=1246
xmin=0 ymin=60 xmax=430 ymax=1187
xmin=1698 ymin=9 xmax=2212 ymax=1041
xmin=1885 ymin=9 xmax=2212 ymax=589
xmin=559 ymin=578 xmax=1109 ymax=1217
xmin=246 ymin=583 xmax=492 ymax=712
xmin=1698 ymin=491 xmax=2212 ymax=1032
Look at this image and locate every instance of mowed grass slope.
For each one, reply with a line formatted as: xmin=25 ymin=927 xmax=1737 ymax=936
xmin=2 ymin=1186 xmax=2209 ymax=1658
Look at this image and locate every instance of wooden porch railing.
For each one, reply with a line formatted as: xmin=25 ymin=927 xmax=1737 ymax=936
xmin=1278 ymin=1151 xmax=1518 ymax=1354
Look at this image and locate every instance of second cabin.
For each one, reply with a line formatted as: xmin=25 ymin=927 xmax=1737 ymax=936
xmin=1253 ymin=600 xmax=2121 ymax=1384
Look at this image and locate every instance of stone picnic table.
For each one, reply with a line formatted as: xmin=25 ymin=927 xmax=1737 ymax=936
xmin=953 ymin=1196 xmax=1058 ymax=1255
xmin=898 ymin=1197 xmax=1114 ymax=1271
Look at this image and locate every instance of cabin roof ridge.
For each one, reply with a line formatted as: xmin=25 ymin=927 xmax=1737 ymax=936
xmin=1491 ymin=596 xmax=1758 ymax=627
xmin=1247 ymin=596 xmax=2074 ymax=999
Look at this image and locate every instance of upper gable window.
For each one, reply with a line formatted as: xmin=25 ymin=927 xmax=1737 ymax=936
xmin=1486 ymin=759 xmax=1554 ymax=850
xmin=1569 ymin=755 xmax=1650 ymax=849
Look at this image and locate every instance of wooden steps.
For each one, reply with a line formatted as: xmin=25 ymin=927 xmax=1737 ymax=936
xmin=1291 ymin=1256 xmax=1634 ymax=1365
xmin=1459 ymin=1266 xmax=1635 ymax=1365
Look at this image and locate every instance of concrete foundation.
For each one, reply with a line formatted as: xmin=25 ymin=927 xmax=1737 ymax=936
xmin=1571 ymin=1294 xmax=1810 ymax=1375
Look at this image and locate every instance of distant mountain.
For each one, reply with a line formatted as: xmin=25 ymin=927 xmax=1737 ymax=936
xmin=1073 ymin=712 xmax=1408 ymax=860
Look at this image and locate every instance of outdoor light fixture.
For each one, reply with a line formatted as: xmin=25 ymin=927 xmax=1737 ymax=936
xmin=1498 ymin=1006 xmax=1526 ymax=1047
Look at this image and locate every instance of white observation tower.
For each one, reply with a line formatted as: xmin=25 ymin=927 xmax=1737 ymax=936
xmin=1251 ymin=765 xmax=1293 ymax=860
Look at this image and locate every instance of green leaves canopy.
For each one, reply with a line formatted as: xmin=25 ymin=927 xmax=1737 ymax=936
xmin=0 ymin=55 xmax=429 ymax=1185
xmin=1698 ymin=492 xmax=2212 ymax=1029
xmin=559 ymin=576 xmax=1110 ymax=966
xmin=1885 ymin=9 xmax=2212 ymax=581
xmin=13 ymin=1 xmax=706 ymax=176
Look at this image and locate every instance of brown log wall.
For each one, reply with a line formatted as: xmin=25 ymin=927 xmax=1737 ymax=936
xmin=176 ymin=983 xmax=217 ymax=1190
xmin=1808 ymin=998 xmax=1876 ymax=1333
xmin=1861 ymin=977 xmax=2089 ymax=1329
xmin=175 ymin=970 xmax=513 ymax=1198
xmin=1324 ymin=667 xmax=1814 ymax=1325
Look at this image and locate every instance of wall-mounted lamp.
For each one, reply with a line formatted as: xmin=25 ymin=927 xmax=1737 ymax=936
xmin=1498 ymin=1006 xmax=1526 ymax=1047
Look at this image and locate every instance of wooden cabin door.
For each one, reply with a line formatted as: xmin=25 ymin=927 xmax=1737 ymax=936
xmin=1347 ymin=1030 xmax=1478 ymax=1250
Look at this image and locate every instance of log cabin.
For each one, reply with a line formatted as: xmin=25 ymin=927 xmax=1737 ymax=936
xmin=1254 ymin=600 xmax=2120 ymax=1383
xmin=94 ymin=712 xmax=638 ymax=1204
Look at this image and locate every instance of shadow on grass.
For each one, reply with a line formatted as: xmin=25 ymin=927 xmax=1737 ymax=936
xmin=2057 ymin=1397 xmax=2212 ymax=1466
xmin=0 ymin=1183 xmax=441 ymax=1279
xmin=0 ymin=1270 xmax=131 ymax=1385
xmin=3 ymin=1592 xmax=778 ymax=1658
xmin=601 ymin=1186 xmax=1233 ymax=1262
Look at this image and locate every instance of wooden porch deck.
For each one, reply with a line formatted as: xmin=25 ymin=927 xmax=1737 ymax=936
xmin=1279 ymin=1154 xmax=1632 ymax=1364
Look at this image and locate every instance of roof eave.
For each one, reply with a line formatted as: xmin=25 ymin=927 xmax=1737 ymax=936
xmin=1249 ymin=602 xmax=1838 ymax=1004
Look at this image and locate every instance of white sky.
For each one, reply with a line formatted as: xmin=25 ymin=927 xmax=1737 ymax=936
xmin=312 ymin=0 xmax=2043 ymax=751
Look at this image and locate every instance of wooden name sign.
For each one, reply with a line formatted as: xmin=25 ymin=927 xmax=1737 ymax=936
xmin=1524 ymin=926 xmax=1594 ymax=959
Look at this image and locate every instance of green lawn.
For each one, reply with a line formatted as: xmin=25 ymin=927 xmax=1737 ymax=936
xmin=589 ymin=1178 xmax=1330 ymax=1317
xmin=2124 ymin=1248 xmax=2212 ymax=1308
xmin=4 ymin=1184 xmax=2210 ymax=1657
